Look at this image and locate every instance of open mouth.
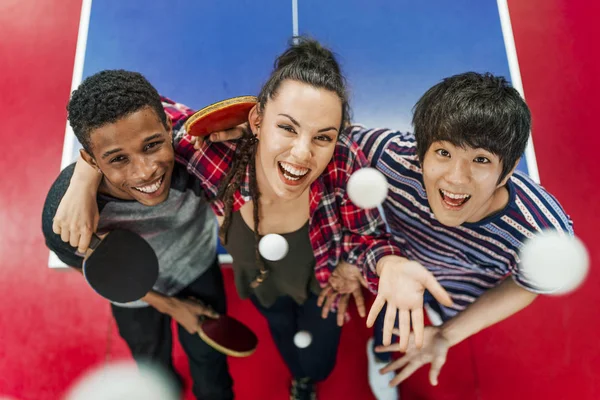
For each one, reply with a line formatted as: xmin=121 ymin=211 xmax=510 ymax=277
xmin=132 ymin=174 xmax=164 ymax=195
xmin=277 ymin=161 xmax=310 ymax=185
xmin=439 ymin=189 xmax=471 ymax=209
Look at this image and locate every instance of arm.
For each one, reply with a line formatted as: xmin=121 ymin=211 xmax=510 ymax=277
xmin=52 ymin=97 xmax=200 ymax=251
xmin=336 ymin=134 xmax=453 ymax=351
xmin=69 ymin=267 xmax=218 ymax=334
xmin=441 ymin=277 xmax=537 ymax=346
xmin=378 ymin=277 xmax=537 ymax=386
xmin=51 ymin=156 xmax=102 ymax=253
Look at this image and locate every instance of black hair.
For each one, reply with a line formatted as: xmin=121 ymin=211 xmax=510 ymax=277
xmin=258 ymin=36 xmax=350 ymax=131
xmin=412 ymin=72 xmax=531 ymax=182
xmin=67 ymin=69 xmax=167 ymax=153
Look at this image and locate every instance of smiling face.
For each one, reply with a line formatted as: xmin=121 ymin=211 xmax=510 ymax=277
xmin=249 ymin=80 xmax=342 ymax=201
xmin=421 ymin=141 xmax=516 ymax=226
xmin=81 ymin=107 xmax=175 ymax=206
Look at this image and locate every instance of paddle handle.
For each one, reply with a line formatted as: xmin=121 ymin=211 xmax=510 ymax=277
xmin=89 ymin=233 xmax=102 ymax=250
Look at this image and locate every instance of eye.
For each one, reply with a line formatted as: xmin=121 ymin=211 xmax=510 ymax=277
xmin=474 ymin=156 xmax=491 ymax=164
xmin=435 ymin=149 xmax=450 ymax=157
xmin=109 ymin=155 xmax=127 ymax=163
xmin=315 ymin=135 xmax=333 ymax=142
xmin=144 ymin=141 xmax=163 ymax=151
xmin=278 ymin=124 xmax=296 ymax=133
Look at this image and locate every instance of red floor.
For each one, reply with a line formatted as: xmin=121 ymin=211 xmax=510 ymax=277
xmin=1 ymin=0 xmax=599 ymax=399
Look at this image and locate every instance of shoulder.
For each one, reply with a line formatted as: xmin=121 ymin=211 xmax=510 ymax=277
xmin=508 ymin=171 xmax=574 ymax=234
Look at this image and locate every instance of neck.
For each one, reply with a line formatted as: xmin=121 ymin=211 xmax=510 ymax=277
xmin=467 ymin=184 xmax=510 ymax=223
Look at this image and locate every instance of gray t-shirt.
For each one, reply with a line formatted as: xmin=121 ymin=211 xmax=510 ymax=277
xmin=42 ymin=162 xmax=217 ymax=307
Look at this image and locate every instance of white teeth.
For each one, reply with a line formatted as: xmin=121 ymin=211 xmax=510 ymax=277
xmin=134 ymin=176 xmax=163 ymax=194
xmin=279 ymin=162 xmax=309 ymax=177
xmin=441 ymin=189 xmax=470 ymax=199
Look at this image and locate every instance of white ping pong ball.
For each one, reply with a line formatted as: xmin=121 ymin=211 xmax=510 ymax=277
xmin=294 ymin=330 xmax=312 ymax=348
xmin=520 ymin=231 xmax=589 ymax=295
xmin=259 ymin=234 xmax=289 ymax=261
xmin=65 ymin=360 xmax=179 ymax=400
xmin=347 ymin=168 xmax=389 ymax=209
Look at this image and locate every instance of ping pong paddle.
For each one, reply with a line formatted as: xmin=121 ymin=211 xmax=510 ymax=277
xmin=198 ymin=315 xmax=258 ymax=357
xmin=184 ymin=96 xmax=257 ymax=137
xmin=82 ymin=229 xmax=159 ymax=303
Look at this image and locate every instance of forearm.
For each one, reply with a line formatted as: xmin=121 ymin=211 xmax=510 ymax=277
xmin=441 ymin=277 xmax=537 ymax=346
xmin=141 ymin=291 xmax=176 ymax=314
xmin=71 ymin=155 xmax=102 ymax=190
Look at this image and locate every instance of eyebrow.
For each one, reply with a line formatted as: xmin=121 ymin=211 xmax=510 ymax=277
xmin=101 ymin=133 xmax=164 ymax=159
xmin=278 ymin=113 xmax=339 ymax=133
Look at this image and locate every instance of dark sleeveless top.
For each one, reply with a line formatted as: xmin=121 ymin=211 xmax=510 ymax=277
xmin=222 ymin=211 xmax=321 ymax=307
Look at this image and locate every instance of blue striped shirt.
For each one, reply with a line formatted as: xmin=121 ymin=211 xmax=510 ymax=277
xmin=350 ymin=126 xmax=574 ymax=319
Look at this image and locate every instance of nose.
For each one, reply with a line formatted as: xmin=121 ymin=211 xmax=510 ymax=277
xmin=290 ymin=136 xmax=312 ymax=163
xmin=445 ymin=159 xmax=470 ymax=186
xmin=131 ymin=156 xmax=158 ymax=182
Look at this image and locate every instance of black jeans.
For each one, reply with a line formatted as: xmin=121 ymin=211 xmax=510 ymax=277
xmin=251 ymin=292 xmax=341 ymax=383
xmin=111 ymin=260 xmax=233 ymax=400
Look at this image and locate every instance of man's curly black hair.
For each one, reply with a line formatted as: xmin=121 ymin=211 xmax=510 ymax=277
xmin=67 ymin=69 xmax=168 ymax=153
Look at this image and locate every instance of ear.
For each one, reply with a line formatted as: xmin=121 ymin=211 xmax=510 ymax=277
xmin=80 ymin=148 xmax=100 ymax=172
xmin=497 ymin=159 xmax=519 ymax=187
xmin=247 ymin=104 xmax=262 ymax=137
xmin=166 ymin=114 xmax=173 ymax=140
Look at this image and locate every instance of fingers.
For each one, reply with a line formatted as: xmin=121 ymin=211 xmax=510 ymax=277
xmin=52 ymin=218 xmax=62 ymax=235
xmin=357 ymin=273 xmax=369 ymax=289
xmin=429 ymin=351 xmax=447 ymax=386
xmin=398 ymin=310 xmax=410 ymax=352
xmin=69 ymin=231 xmax=81 ymax=249
xmin=352 ymin=288 xmax=366 ymax=318
xmin=321 ymin=290 xmax=337 ymax=320
xmin=382 ymin=305 xmax=398 ymax=346
xmin=374 ymin=343 xmax=401 ymax=353
xmin=187 ymin=297 xmax=219 ymax=319
xmin=389 ymin=359 xmax=423 ymax=387
xmin=60 ymin=226 xmax=70 ymax=245
xmin=366 ymin=295 xmax=386 ymax=328
xmin=424 ymin=273 xmax=454 ymax=307
xmin=77 ymin=229 xmax=93 ymax=254
xmin=317 ymin=285 xmax=333 ymax=307
xmin=411 ymin=308 xmax=425 ymax=349
xmin=380 ymin=354 xmax=412 ymax=374
xmin=201 ymin=306 xmax=219 ymax=319
xmin=190 ymin=135 xmax=203 ymax=150
xmin=209 ymin=129 xmax=238 ymax=142
xmin=184 ymin=321 xmax=198 ymax=335
xmin=337 ymin=294 xmax=349 ymax=326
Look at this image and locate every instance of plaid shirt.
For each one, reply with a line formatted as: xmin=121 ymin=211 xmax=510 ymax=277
xmin=163 ymin=97 xmax=401 ymax=293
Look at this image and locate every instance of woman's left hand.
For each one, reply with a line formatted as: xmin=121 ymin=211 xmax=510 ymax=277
xmin=317 ymin=261 xmax=368 ymax=326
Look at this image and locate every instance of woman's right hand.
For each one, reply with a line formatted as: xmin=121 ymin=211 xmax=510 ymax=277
xmin=188 ymin=123 xmax=247 ymax=150
xmin=52 ymin=157 xmax=102 ymax=254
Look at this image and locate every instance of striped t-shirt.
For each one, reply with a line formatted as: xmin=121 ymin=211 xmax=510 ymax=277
xmin=350 ymin=125 xmax=574 ymax=319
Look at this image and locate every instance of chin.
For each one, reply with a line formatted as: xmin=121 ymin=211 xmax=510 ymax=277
xmin=431 ymin=209 xmax=466 ymax=227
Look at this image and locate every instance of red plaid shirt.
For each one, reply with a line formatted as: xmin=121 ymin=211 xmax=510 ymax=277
xmin=163 ymin=97 xmax=401 ymax=293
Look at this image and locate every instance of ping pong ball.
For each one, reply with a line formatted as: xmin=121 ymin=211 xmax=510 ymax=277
xmin=65 ymin=360 xmax=178 ymax=400
xmin=520 ymin=231 xmax=589 ymax=295
xmin=294 ymin=330 xmax=312 ymax=348
xmin=347 ymin=168 xmax=389 ymax=209
xmin=259 ymin=234 xmax=289 ymax=261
